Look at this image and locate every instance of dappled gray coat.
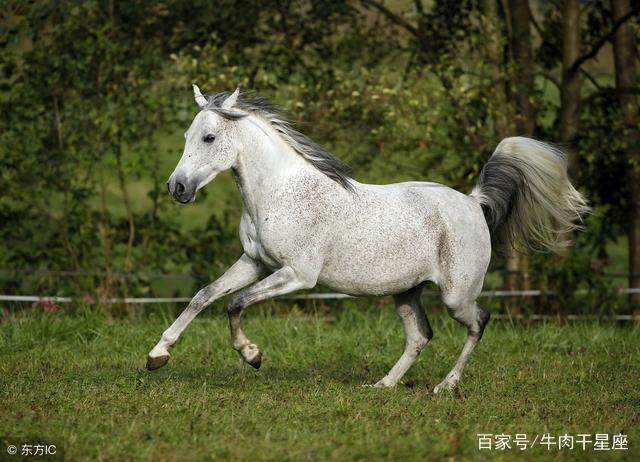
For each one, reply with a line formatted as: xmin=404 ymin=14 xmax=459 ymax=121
xmin=146 ymin=86 xmax=589 ymax=392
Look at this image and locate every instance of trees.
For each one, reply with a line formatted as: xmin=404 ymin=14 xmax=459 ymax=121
xmin=560 ymin=0 xmax=582 ymax=177
xmin=504 ymin=0 xmax=536 ymax=292
xmin=0 ymin=0 xmax=362 ymax=297
xmin=0 ymin=0 xmax=637 ymax=312
xmin=0 ymin=1 xmax=186 ymax=295
xmin=356 ymin=0 xmax=638 ymax=308
xmin=508 ymin=0 xmax=537 ymax=136
xmin=612 ymin=0 xmax=640 ymax=308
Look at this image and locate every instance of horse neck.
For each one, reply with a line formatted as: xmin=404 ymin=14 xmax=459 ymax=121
xmin=232 ymin=116 xmax=318 ymax=218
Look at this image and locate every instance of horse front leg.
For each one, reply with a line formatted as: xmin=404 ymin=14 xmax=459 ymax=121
xmin=227 ymin=266 xmax=316 ymax=368
xmin=146 ymin=254 xmax=265 ymax=370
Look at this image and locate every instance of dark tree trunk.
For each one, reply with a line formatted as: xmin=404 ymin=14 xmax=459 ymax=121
xmin=612 ymin=0 xmax=640 ymax=309
xmin=506 ymin=0 xmax=535 ymax=291
xmin=560 ymin=0 xmax=582 ymax=177
xmin=508 ymin=0 xmax=536 ymax=136
xmin=488 ymin=0 xmax=514 ymax=139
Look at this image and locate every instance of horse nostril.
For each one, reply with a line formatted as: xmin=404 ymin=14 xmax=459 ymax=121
xmin=166 ymin=181 xmax=171 ymax=193
xmin=175 ymin=182 xmax=186 ymax=196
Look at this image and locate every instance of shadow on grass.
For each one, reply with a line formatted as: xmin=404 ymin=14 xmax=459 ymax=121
xmin=133 ymin=351 xmax=457 ymax=393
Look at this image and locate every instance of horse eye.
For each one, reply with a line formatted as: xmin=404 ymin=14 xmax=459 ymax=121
xmin=203 ymin=134 xmax=216 ymax=143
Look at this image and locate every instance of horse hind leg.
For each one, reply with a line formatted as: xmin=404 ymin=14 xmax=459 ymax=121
xmin=373 ymin=283 xmax=433 ymax=387
xmin=433 ymin=289 xmax=490 ymax=394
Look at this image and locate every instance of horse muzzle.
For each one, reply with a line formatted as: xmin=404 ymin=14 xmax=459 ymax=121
xmin=166 ymin=174 xmax=197 ymax=204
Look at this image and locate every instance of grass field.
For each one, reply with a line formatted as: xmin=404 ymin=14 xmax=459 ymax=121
xmin=0 ymin=303 xmax=638 ymax=461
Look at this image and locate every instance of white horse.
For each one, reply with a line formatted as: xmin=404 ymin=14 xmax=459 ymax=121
xmin=147 ymin=86 xmax=589 ymax=392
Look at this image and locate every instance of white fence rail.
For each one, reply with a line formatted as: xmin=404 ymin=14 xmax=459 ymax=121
xmin=3 ymin=287 xmax=640 ymax=304
xmin=2 ymin=292 xmax=639 ymax=320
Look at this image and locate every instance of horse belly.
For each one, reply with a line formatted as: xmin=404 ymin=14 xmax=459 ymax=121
xmin=315 ymin=184 xmax=487 ymax=296
xmin=318 ymin=221 xmax=441 ymax=296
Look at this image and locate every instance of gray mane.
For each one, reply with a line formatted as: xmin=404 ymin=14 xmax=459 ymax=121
xmin=204 ymin=91 xmax=354 ymax=191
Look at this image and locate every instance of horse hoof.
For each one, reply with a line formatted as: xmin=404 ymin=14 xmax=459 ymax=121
xmin=362 ymin=377 xmax=394 ymax=388
xmin=247 ymin=351 xmax=262 ymax=369
xmin=146 ymin=354 xmax=170 ymax=371
xmin=373 ymin=379 xmax=395 ymax=388
xmin=433 ymin=379 xmax=456 ymax=394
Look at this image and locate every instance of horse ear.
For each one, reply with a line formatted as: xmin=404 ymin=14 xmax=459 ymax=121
xmin=193 ymin=84 xmax=208 ymax=108
xmin=221 ymin=87 xmax=240 ymax=109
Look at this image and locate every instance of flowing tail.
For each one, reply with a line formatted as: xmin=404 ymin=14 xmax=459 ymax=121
xmin=470 ymin=137 xmax=591 ymax=253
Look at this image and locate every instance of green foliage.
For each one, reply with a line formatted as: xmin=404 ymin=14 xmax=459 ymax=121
xmin=0 ymin=1 xmax=636 ymax=312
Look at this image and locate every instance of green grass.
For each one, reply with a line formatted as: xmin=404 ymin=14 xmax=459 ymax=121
xmin=0 ymin=304 xmax=638 ymax=461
